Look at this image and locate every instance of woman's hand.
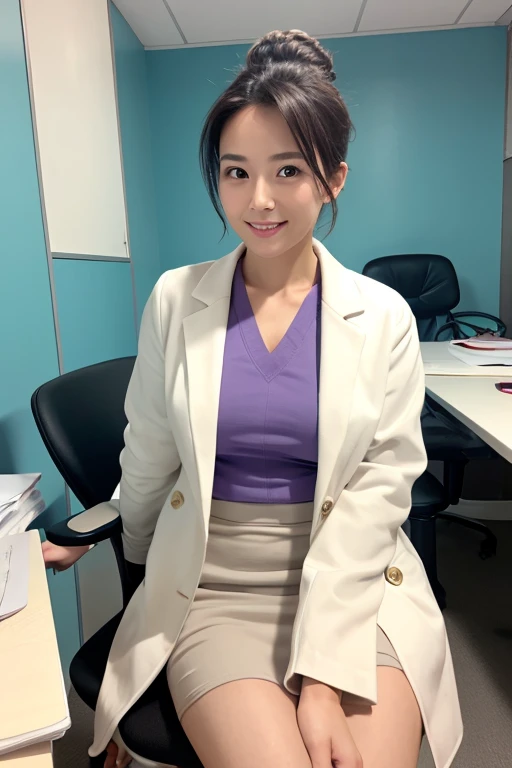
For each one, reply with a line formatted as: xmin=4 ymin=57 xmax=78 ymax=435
xmin=298 ymin=679 xmax=362 ymax=768
xmin=104 ymin=740 xmax=132 ymax=768
xmin=41 ymin=540 xmax=91 ymax=571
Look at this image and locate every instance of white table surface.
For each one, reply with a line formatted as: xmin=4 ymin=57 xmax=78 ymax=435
xmin=420 ymin=343 xmax=512 ymax=463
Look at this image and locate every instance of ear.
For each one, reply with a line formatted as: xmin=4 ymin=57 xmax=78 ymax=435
xmin=322 ymin=162 xmax=348 ymax=203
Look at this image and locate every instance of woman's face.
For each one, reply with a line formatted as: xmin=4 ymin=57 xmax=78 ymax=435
xmin=218 ymin=105 xmax=347 ymax=260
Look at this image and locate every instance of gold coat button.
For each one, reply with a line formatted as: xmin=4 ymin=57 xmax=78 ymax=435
xmin=170 ymin=491 xmax=185 ymax=509
xmin=321 ymin=499 xmax=333 ymax=518
xmin=385 ymin=566 xmax=403 ymax=586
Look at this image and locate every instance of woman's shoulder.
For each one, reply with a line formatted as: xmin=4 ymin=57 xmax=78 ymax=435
xmin=156 ymin=259 xmax=216 ymax=297
xmin=339 ymin=269 xmax=416 ymax=348
xmin=144 ymin=260 xmax=217 ymax=328
xmin=316 ymin=241 xmax=412 ymax=323
xmin=153 ymin=244 xmax=244 ymax=312
xmin=345 ymin=266 xmax=412 ymax=321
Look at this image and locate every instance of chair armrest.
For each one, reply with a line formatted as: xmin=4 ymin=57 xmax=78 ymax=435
xmin=45 ymin=501 xmax=122 ymax=547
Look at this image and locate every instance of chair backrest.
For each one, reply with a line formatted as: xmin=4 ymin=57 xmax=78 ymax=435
xmin=31 ymin=357 xmax=135 ymax=509
xmin=362 ymin=254 xmax=460 ymax=341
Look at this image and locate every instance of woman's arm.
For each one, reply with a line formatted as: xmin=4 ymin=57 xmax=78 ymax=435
xmin=301 ymin=677 xmax=341 ymax=702
xmin=120 ymin=275 xmax=181 ymax=565
xmin=289 ymin=301 xmax=427 ymax=705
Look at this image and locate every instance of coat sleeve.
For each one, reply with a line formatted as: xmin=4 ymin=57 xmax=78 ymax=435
xmin=286 ymin=301 xmax=427 ymax=703
xmin=119 ymin=275 xmax=181 ymax=565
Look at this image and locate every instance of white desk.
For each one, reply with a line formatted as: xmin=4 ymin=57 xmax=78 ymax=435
xmin=0 ymin=743 xmax=52 ymax=767
xmin=0 ymin=531 xmax=70 ymax=765
xmin=420 ymin=342 xmax=512 ymax=463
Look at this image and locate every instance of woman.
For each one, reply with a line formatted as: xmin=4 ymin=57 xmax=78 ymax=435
xmin=44 ymin=30 xmax=462 ymax=768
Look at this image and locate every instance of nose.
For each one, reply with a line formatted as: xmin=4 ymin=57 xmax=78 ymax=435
xmin=250 ymin=177 xmax=275 ymax=211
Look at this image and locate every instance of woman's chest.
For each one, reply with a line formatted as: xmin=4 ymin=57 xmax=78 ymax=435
xmin=247 ymin=289 xmax=314 ymax=353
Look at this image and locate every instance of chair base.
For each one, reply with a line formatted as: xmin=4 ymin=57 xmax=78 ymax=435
xmin=438 ymin=512 xmax=498 ymax=560
xmin=409 ymin=510 xmax=497 ymax=612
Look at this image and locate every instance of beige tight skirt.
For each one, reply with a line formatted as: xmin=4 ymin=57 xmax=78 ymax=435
xmin=167 ymin=499 xmax=402 ymax=720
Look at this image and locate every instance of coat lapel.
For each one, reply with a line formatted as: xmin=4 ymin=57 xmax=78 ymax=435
xmin=312 ymin=240 xmax=366 ymax=532
xmin=183 ymin=244 xmax=245 ymax=532
xmin=182 ymin=239 xmax=366 ymax=534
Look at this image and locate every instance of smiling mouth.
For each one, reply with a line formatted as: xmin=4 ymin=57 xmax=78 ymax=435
xmin=246 ymin=221 xmax=288 ymax=238
xmin=247 ymin=222 xmax=286 ymax=230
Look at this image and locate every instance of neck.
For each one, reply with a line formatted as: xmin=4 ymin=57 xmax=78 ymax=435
xmin=242 ymin=234 xmax=318 ymax=295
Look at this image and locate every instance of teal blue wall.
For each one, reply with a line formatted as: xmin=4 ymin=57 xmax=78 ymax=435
xmin=0 ymin=0 xmax=79 ymax=675
xmin=53 ymin=259 xmax=136 ymax=372
xmin=0 ymin=0 xmax=148 ymax=681
xmin=111 ymin=3 xmax=162 ymax=321
xmin=146 ymin=27 xmax=506 ymax=313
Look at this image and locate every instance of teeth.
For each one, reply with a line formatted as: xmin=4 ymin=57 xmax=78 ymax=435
xmin=251 ymin=223 xmax=280 ymax=230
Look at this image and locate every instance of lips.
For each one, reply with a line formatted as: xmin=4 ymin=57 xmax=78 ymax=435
xmin=246 ymin=221 xmax=288 ymax=238
xmin=247 ymin=222 xmax=283 ymax=230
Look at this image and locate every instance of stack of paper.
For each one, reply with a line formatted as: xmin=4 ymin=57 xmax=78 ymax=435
xmin=0 ymin=474 xmax=45 ymax=539
xmin=0 ymin=531 xmax=71 ymax=755
xmin=448 ymin=336 xmax=512 ymax=367
xmin=0 ymin=532 xmax=30 ymax=620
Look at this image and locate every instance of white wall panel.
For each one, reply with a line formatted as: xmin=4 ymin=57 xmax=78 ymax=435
xmin=23 ymin=0 xmax=128 ymax=258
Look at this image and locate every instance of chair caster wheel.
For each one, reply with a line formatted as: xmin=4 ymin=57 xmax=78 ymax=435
xmin=479 ymin=540 xmax=497 ymax=560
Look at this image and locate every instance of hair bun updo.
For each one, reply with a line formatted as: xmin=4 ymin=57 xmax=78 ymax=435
xmin=245 ymin=29 xmax=336 ymax=83
xmin=200 ymin=28 xmax=352 ymax=238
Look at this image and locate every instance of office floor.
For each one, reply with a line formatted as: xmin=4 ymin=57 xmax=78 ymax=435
xmin=55 ymin=517 xmax=512 ymax=768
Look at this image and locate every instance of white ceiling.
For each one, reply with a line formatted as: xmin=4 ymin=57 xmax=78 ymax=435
xmin=113 ymin=0 xmax=512 ymax=49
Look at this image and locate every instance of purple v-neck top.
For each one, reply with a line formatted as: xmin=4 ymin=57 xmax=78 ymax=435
xmin=212 ymin=258 xmax=320 ymax=504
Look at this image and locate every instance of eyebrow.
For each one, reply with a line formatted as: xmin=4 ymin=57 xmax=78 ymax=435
xmin=219 ymin=151 xmax=304 ymax=162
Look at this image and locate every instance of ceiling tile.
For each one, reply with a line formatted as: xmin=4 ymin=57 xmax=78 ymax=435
xmin=459 ymin=0 xmax=512 ymax=24
xmin=359 ymin=0 xmax=469 ymax=32
xmin=113 ymin=0 xmax=183 ymax=47
xmin=167 ymin=0 xmax=364 ymax=44
xmin=497 ymin=5 xmax=512 ymax=24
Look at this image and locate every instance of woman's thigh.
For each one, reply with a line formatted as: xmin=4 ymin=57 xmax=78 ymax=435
xmin=180 ymin=679 xmax=312 ymax=768
xmin=342 ymin=667 xmax=423 ymax=768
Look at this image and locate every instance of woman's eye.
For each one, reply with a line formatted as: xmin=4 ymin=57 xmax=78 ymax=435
xmin=278 ymin=165 xmax=300 ymax=178
xmin=227 ymin=168 xmax=248 ymax=179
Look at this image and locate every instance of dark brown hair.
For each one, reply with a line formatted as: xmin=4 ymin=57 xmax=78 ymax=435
xmin=199 ymin=30 xmax=353 ymax=236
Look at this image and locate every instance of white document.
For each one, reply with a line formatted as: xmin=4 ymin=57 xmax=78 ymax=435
xmin=421 ymin=342 xmax=510 ymax=376
xmin=0 ymin=474 xmax=41 ymax=509
xmin=0 ymin=491 xmax=46 ymax=538
xmin=0 ymin=533 xmax=30 ymax=621
xmin=0 ymin=475 xmax=45 ymax=539
xmin=449 ymin=341 xmax=512 ymax=367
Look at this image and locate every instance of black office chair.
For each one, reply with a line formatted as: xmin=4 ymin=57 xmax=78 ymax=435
xmin=363 ymin=254 xmax=503 ymax=567
xmin=31 ymin=356 xmax=450 ymax=767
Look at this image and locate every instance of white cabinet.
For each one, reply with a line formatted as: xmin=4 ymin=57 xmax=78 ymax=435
xmin=22 ymin=0 xmax=129 ymax=259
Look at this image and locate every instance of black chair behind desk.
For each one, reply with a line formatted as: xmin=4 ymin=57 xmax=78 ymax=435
xmin=31 ymin=357 xmax=450 ymax=767
xmin=363 ymin=254 xmax=503 ymax=599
